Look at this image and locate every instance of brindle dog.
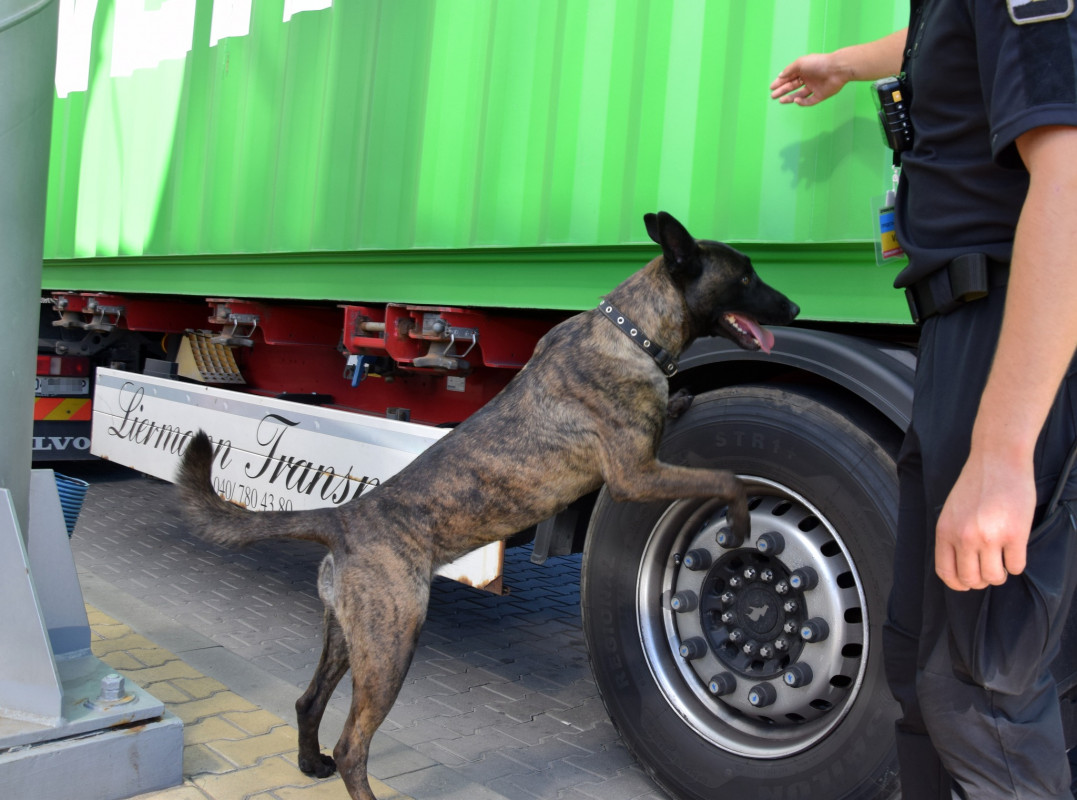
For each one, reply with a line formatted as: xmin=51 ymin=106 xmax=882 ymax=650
xmin=177 ymin=211 xmax=799 ymax=800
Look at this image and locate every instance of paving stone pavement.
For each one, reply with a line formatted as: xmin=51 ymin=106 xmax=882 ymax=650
xmin=86 ymin=604 xmax=409 ymax=800
xmin=64 ymin=462 xmax=671 ymax=800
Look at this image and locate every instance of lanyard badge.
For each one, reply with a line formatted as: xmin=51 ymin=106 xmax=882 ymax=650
xmin=873 ymin=166 xmax=905 ymax=266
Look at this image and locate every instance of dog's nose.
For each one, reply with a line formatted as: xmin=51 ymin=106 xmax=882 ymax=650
xmin=788 ymin=301 xmax=801 ymax=319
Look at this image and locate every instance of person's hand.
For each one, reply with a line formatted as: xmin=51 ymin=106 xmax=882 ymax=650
xmin=934 ymin=448 xmax=1035 ymax=591
xmin=770 ymin=53 xmax=852 ymax=106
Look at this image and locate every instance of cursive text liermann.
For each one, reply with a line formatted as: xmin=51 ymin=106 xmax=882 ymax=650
xmin=106 ymin=382 xmax=380 ymax=507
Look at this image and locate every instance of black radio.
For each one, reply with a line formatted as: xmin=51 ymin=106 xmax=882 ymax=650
xmin=872 ymin=75 xmax=913 ymax=153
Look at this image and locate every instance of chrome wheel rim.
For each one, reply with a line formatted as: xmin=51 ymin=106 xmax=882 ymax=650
xmin=636 ymin=476 xmax=869 ymax=758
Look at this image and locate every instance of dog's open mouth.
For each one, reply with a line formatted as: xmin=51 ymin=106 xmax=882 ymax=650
xmin=721 ymin=312 xmax=775 ymax=354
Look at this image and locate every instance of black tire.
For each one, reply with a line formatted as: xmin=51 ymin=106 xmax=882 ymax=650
xmin=581 ymin=385 xmax=901 ymax=800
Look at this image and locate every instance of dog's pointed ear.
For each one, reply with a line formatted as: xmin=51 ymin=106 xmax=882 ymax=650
xmin=645 ymin=211 xmax=701 ymax=281
xmin=644 ymin=213 xmax=660 ymax=244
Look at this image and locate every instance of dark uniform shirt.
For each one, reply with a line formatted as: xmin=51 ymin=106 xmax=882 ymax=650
xmin=894 ymin=0 xmax=1077 ymax=288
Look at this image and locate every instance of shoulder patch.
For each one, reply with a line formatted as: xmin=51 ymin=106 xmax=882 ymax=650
xmin=1008 ymin=0 xmax=1074 ymax=25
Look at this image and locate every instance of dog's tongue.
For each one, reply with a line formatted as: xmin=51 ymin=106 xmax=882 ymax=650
xmin=733 ymin=313 xmax=775 ymax=354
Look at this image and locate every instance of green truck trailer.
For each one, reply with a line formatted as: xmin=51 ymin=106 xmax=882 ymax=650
xmin=38 ymin=2 xmax=1057 ymax=798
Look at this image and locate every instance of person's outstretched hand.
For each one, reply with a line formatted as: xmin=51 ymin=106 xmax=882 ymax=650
xmin=770 ymin=53 xmax=851 ymax=106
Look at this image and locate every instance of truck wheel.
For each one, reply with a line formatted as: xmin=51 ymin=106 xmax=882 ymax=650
xmin=581 ymin=385 xmax=901 ymax=800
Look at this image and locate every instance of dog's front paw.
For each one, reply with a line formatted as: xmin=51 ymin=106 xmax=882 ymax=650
xmin=727 ymin=483 xmax=751 ymax=544
xmin=299 ymin=752 xmax=337 ymax=779
xmin=667 ymin=388 xmax=695 ymax=419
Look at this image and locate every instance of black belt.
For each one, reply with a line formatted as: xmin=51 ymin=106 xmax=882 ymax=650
xmin=904 ymin=253 xmax=1009 ymax=324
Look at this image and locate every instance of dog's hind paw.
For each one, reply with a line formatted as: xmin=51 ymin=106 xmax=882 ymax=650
xmin=667 ymin=388 xmax=695 ymax=419
xmin=299 ymin=752 xmax=337 ymax=779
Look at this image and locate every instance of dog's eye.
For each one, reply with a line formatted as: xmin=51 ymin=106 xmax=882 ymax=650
xmin=741 ymin=275 xmax=752 ymax=287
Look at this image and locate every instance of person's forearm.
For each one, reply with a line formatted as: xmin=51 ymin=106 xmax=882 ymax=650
xmin=933 ymin=125 xmax=1077 ymax=590
xmin=831 ymin=29 xmax=907 ymax=83
xmin=771 ymin=28 xmax=908 ymax=106
xmin=972 ymin=126 xmax=1077 ymax=467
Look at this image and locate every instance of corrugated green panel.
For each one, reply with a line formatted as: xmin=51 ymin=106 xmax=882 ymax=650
xmin=43 ymin=0 xmax=909 ymax=321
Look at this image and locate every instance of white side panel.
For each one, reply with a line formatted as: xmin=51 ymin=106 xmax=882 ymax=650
xmin=90 ymin=369 xmax=505 ymax=590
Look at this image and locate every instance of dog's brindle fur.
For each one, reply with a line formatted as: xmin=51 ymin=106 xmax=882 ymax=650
xmin=177 ymin=212 xmax=799 ymax=800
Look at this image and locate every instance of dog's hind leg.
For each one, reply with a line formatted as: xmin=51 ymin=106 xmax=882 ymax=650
xmin=332 ymin=556 xmax=430 ymax=800
xmin=296 ymin=606 xmax=350 ymax=778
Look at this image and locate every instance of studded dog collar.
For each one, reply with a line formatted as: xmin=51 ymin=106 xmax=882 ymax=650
xmin=598 ymin=300 xmax=678 ymax=377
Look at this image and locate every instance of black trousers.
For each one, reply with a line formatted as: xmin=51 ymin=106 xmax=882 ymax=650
xmin=883 ymin=287 xmax=1077 ymax=799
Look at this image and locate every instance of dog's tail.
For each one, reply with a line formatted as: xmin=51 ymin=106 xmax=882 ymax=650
xmin=176 ymin=430 xmax=344 ymax=551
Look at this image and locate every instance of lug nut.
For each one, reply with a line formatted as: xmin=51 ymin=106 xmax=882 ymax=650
xmin=782 ymin=599 xmax=799 ymax=614
xmin=760 ymin=569 xmax=775 ymax=583
xmin=742 ymin=640 xmax=759 ymax=656
xmin=748 ymin=682 xmax=778 ymax=708
xmin=759 ymin=643 xmax=775 ymax=659
xmin=679 ymin=637 xmax=709 ymax=660
xmin=742 ymin=567 xmax=757 ymax=581
xmin=789 ymin=567 xmax=819 ymax=591
xmin=728 ymin=575 xmax=743 ymax=589
xmin=800 ymin=617 xmax=830 ymax=643
xmin=775 ymin=580 xmax=790 ymax=595
xmin=683 ymin=549 xmax=713 ymax=571
xmin=670 ymin=590 xmax=698 ymax=613
xmin=783 ymin=663 xmax=814 ymax=688
xmin=716 ymin=525 xmax=745 ymax=549
xmin=727 ymin=628 xmax=745 ymax=644
xmin=720 ymin=591 xmax=737 ymax=606
xmin=774 ymin=636 xmax=790 ymax=651
xmin=720 ymin=610 xmax=736 ymax=624
xmin=708 ymin=672 xmax=737 ymax=696
xmin=783 ymin=620 xmax=799 ymax=635
xmin=756 ymin=531 xmax=785 ymax=555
